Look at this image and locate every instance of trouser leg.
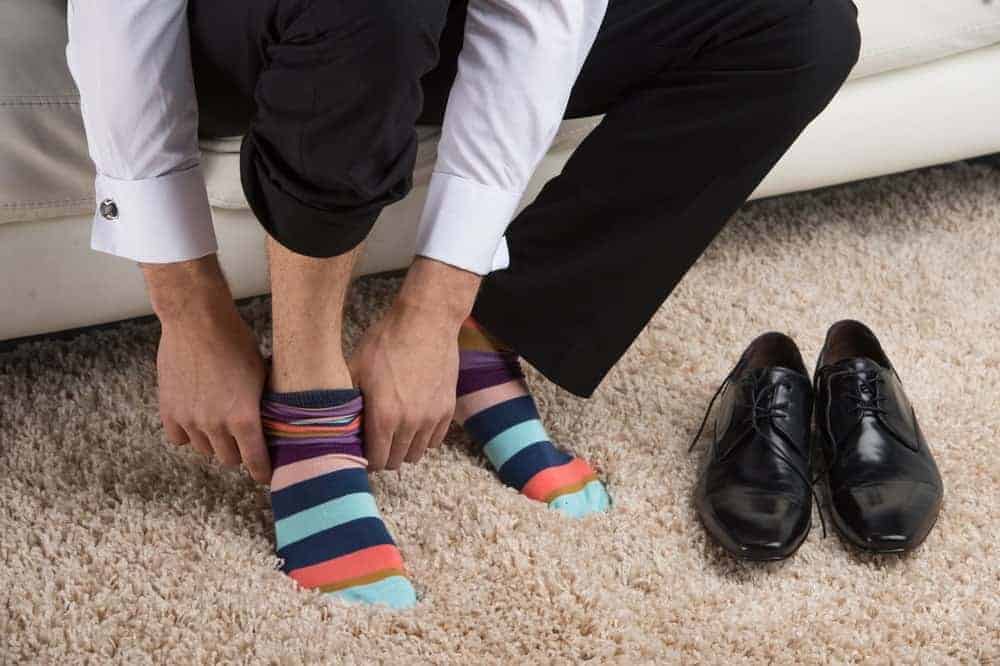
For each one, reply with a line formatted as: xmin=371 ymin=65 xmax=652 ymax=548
xmin=189 ymin=0 xmax=450 ymax=258
xmin=463 ymin=0 xmax=861 ymax=397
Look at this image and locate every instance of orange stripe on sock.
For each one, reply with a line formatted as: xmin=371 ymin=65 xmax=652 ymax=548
xmin=521 ymin=458 xmax=598 ymax=503
xmin=262 ymin=416 xmax=361 ymax=434
xmin=288 ymin=544 xmax=404 ymax=590
xmin=458 ymin=327 xmax=498 ymax=352
xmin=316 ymin=568 xmax=407 ymax=593
xmin=460 ymin=318 xmax=511 ymax=352
xmin=543 ymin=475 xmax=599 ymax=503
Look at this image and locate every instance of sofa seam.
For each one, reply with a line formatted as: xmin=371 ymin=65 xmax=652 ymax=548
xmin=0 ymin=97 xmax=81 ymax=107
xmin=208 ymin=197 xmax=249 ymax=208
xmin=0 ymin=198 xmax=93 ymax=208
xmin=860 ymin=21 xmax=1000 ymax=59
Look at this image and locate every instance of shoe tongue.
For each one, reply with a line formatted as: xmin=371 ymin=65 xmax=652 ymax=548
xmin=835 ymin=357 xmax=883 ymax=374
xmin=747 ymin=365 xmax=806 ymax=386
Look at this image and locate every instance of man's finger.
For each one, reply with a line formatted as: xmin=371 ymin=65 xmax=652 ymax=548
xmin=427 ymin=417 xmax=450 ymax=450
xmin=386 ymin=425 xmax=416 ymax=471
xmin=232 ymin=419 xmax=272 ymax=483
xmin=366 ymin=415 xmax=392 ymax=472
xmin=163 ymin=417 xmax=189 ymax=446
xmin=404 ymin=427 xmax=432 ymax=464
xmin=208 ymin=429 xmax=242 ymax=467
xmin=186 ymin=428 xmax=213 ymax=457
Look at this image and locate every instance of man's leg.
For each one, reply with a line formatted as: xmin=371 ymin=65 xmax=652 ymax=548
xmin=268 ymin=241 xmax=358 ymax=393
xmin=469 ymin=0 xmax=861 ymax=397
xmin=189 ymin=0 xmax=450 ymax=607
xmin=419 ymin=5 xmax=613 ymax=518
xmin=415 ymin=0 xmax=859 ymax=515
xmin=264 ymin=241 xmax=419 ymax=608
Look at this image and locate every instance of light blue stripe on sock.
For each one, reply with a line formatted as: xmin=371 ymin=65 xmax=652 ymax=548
xmin=274 ymin=492 xmax=380 ymax=549
xmin=328 ymin=575 xmax=417 ymax=609
xmin=483 ymin=419 xmax=549 ymax=468
xmin=548 ymin=479 xmax=611 ymax=519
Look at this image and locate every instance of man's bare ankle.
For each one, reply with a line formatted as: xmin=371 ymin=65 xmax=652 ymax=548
xmin=268 ymin=361 xmax=354 ymax=393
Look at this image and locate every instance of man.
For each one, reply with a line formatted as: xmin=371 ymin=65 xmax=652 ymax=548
xmin=67 ymin=0 xmax=859 ymax=607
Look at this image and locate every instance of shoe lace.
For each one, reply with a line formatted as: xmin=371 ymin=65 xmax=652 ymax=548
xmin=815 ymin=368 xmax=891 ymax=461
xmin=688 ymin=371 xmax=827 ymax=537
xmin=847 ymin=372 xmax=888 ymax=417
xmin=687 ymin=372 xmax=786 ymax=453
xmin=812 ymin=368 xmax=893 ymax=482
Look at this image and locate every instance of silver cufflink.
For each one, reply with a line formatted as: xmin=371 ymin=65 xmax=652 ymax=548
xmin=100 ymin=198 xmax=119 ymax=222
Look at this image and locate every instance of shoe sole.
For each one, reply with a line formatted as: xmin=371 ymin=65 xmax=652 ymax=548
xmin=827 ymin=502 xmax=940 ymax=554
xmin=694 ymin=507 xmax=812 ymax=562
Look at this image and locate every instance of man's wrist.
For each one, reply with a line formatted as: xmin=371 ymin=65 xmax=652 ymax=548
xmin=141 ymin=254 xmax=234 ymax=323
xmin=396 ymin=256 xmax=481 ymax=328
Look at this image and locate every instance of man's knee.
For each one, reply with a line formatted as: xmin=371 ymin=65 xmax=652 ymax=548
xmin=287 ymin=0 xmax=449 ymax=91
xmin=782 ymin=0 xmax=861 ymax=103
xmin=278 ymin=0 xmax=449 ymax=192
xmin=243 ymin=0 xmax=451 ymax=258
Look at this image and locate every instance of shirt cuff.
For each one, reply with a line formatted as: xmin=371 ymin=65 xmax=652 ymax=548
xmin=414 ymin=172 xmax=521 ymax=275
xmin=91 ymin=166 xmax=218 ymax=263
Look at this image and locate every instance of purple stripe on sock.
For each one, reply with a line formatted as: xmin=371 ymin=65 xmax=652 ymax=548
xmin=267 ymin=434 xmax=360 ymax=447
xmin=271 ymin=442 xmax=364 ymax=467
xmin=456 ymin=350 xmax=524 ymax=397
xmin=459 ymin=350 xmax=513 ymax=370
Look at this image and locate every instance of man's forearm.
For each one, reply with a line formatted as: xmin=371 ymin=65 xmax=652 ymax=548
xmin=397 ymin=257 xmax=482 ymax=330
xmin=141 ymin=254 xmax=234 ymax=323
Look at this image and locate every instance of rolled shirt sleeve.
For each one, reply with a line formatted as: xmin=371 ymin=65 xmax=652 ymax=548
xmin=66 ymin=0 xmax=217 ymax=263
xmin=414 ymin=0 xmax=608 ymax=275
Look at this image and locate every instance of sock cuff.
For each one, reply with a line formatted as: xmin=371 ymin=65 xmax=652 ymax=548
xmin=262 ymin=389 xmax=365 ymax=464
xmin=264 ymin=388 xmax=361 ymax=409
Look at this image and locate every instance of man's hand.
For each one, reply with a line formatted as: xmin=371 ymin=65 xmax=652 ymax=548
xmin=143 ymin=256 xmax=271 ymax=483
xmin=349 ymin=258 xmax=481 ymax=471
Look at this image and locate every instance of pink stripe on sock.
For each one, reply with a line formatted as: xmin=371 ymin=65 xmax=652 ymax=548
xmin=454 ymin=379 xmax=529 ymax=425
xmin=270 ymin=454 xmax=368 ymax=492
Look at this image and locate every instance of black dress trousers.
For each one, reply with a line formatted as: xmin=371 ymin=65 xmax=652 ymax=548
xmin=189 ymin=0 xmax=452 ymax=258
xmin=189 ymin=0 xmax=861 ymax=398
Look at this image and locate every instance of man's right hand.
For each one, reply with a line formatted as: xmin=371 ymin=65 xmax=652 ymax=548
xmin=142 ymin=256 xmax=271 ymax=483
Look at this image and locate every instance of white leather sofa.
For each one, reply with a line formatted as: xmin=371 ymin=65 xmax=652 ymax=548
xmin=2 ymin=0 xmax=1000 ymax=341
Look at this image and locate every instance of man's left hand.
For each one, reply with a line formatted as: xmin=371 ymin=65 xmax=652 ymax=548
xmin=349 ymin=258 xmax=481 ymax=471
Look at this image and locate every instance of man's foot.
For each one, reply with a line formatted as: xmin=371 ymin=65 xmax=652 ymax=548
xmin=263 ymin=389 xmax=417 ymax=608
xmin=455 ymin=318 xmax=610 ymax=517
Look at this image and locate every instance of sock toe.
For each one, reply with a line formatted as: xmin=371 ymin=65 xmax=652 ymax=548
xmin=548 ymin=479 xmax=611 ymax=518
xmin=330 ymin=575 xmax=417 ymax=609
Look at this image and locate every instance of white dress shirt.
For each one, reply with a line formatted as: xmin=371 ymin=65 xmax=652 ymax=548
xmin=66 ymin=1 xmax=607 ymax=275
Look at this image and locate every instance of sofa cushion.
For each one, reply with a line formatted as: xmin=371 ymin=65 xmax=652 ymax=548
xmin=854 ymin=0 xmax=1000 ymax=79
xmin=0 ymin=0 xmax=94 ymax=224
xmin=2 ymin=0 xmax=999 ymax=225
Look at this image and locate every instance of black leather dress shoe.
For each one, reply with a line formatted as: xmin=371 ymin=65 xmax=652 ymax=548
xmin=690 ymin=333 xmax=816 ymax=561
xmin=814 ymin=320 xmax=943 ymax=553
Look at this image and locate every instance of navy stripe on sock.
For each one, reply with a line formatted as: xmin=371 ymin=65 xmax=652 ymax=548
xmin=497 ymin=441 xmax=573 ymax=490
xmin=462 ymin=395 xmax=538 ymax=444
xmin=265 ymin=388 xmax=361 ymax=409
xmin=277 ymin=516 xmax=394 ymax=572
xmin=270 ymin=467 xmax=370 ymax=520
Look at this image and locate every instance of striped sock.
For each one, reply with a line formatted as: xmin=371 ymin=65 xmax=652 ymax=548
xmin=263 ymin=389 xmax=416 ymax=609
xmin=455 ymin=318 xmax=611 ymax=518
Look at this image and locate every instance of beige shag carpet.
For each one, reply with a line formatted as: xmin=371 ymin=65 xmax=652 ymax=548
xmin=2 ymin=161 xmax=999 ymax=664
